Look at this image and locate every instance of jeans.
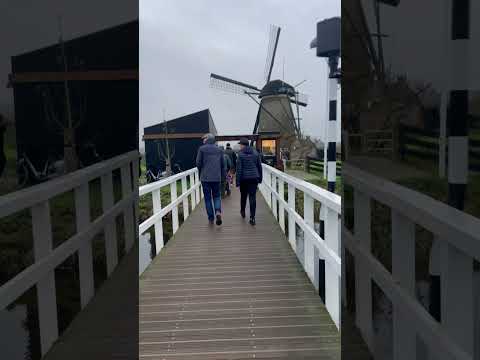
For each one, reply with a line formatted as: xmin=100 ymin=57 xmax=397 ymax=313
xmin=202 ymin=181 xmax=221 ymax=220
xmin=240 ymin=179 xmax=258 ymax=218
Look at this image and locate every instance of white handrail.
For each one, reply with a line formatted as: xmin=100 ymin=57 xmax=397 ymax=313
xmin=343 ymin=163 xmax=479 ymax=360
xmin=139 ymin=167 xmax=202 ymax=267
xmin=0 ymin=150 xmax=138 ymax=357
xmin=260 ymin=163 xmax=342 ymax=329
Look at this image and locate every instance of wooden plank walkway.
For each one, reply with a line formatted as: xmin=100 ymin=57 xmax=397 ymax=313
xmin=140 ymin=188 xmax=340 ymax=359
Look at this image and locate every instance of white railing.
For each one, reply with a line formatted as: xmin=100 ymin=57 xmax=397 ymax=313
xmin=343 ymin=164 xmax=480 ymax=360
xmin=139 ymin=168 xmax=202 ymax=264
xmin=260 ymin=164 xmax=342 ymax=329
xmin=0 ymin=150 xmax=138 ymax=357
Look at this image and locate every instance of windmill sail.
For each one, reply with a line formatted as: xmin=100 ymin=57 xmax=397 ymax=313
xmin=209 ymin=73 xmax=260 ymax=95
xmin=264 ymin=25 xmax=281 ymax=83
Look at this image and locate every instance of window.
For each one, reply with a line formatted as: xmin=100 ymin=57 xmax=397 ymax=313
xmin=261 ymin=139 xmax=276 ymax=156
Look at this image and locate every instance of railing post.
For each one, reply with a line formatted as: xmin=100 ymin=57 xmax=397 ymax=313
xmin=170 ymin=180 xmax=179 ymax=234
xmin=75 ymin=184 xmax=94 ymax=309
xmin=133 ymin=157 xmax=140 ymax=240
xmin=121 ymin=164 xmax=135 ymax=252
xmin=151 ymin=189 xmax=164 ymax=254
xmin=278 ymin=179 xmax=285 ymax=232
xmin=181 ymin=176 xmax=189 ymax=220
xmin=194 ymin=171 xmax=201 ymax=204
xmin=101 ymin=171 xmax=118 ymax=275
xmin=272 ymin=175 xmax=278 ymax=220
xmin=265 ymin=169 xmax=272 ymax=208
xmin=325 ymin=207 xmax=341 ymax=329
xmin=353 ymin=189 xmax=374 ymax=350
xmin=303 ymin=193 xmax=315 ymax=282
xmin=288 ymin=183 xmax=296 ymax=251
xmin=32 ymin=201 xmax=58 ymax=356
xmin=189 ymin=173 xmax=197 ymax=209
xmin=391 ymin=210 xmax=416 ymax=360
xmin=442 ymin=243 xmax=474 ymax=357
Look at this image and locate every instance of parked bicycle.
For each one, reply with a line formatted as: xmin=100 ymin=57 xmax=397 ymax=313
xmin=16 ymin=153 xmax=64 ymax=187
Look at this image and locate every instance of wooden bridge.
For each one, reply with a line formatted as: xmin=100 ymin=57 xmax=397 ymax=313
xmin=139 ymin=164 xmax=342 ymax=359
xmin=0 ymin=151 xmax=343 ymax=359
xmin=140 ymin=189 xmax=339 ymax=359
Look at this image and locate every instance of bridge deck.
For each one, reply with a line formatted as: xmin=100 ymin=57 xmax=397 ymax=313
xmin=140 ymin=188 xmax=340 ymax=359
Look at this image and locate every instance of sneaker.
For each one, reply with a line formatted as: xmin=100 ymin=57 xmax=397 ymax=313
xmin=249 ymin=217 xmax=256 ymax=226
xmin=216 ymin=213 xmax=222 ymax=226
xmin=240 ymin=210 xmax=245 ymax=218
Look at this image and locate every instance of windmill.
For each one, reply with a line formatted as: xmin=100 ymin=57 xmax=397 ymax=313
xmin=209 ymin=25 xmax=309 ymax=140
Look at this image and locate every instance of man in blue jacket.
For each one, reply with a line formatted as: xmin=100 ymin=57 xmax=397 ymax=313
xmin=196 ymin=133 xmax=225 ymax=225
xmin=236 ymin=138 xmax=263 ymax=225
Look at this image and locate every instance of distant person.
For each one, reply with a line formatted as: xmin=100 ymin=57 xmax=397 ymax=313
xmin=225 ymin=143 xmax=237 ymax=170
xmin=236 ymin=138 xmax=263 ymax=225
xmin=219 ymin=146 xmax=232 ymax=197
xmin=0 ymin=115 xmax=7 ymax=177
xmin=196 ymin=133 xmax=225 ymax=225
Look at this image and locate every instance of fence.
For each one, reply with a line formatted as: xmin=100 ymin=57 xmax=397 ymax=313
xmin=0 ymin=150 xmax=138 ymax=357
xmin=343 ymin=163 xmax=480 ymax=360
xmin=139 ymin=168 xmax=202 ymax=264
xmin=399 ymin=125 xmax=480 ymax=172
xmin=343 ymin=130 xmax=394 ymax=159
xmin=260 ymin=164 xmax=342 ymax=328
xmin=284 ymin=157 xmax=342 ymax=176
xmin=306 ymin=157 xmax=342 ymax=176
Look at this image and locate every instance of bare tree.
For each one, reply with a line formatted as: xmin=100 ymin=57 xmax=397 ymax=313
xmin=156 ymin=109 xmax=175 ymax=176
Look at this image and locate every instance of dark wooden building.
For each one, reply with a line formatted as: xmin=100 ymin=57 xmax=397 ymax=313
xmin=143 ymin=109 xmax=217 ymax=174
xmin=9 ymin=20 xmax=138 ymax=169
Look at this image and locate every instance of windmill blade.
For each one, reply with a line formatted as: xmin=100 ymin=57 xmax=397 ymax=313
xmin=289 ymin=92 xmax=309 ymax=107
xmin=210 ymin=73 xmax=260 ymax=95
xmin=264 ymin=25 xmax=281 ymax=83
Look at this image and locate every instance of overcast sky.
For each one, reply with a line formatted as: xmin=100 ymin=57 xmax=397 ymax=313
xmin=361 ymin=0 xmax=480 ymax=93
xmin=140 ymin=0 xmax=340 ymax=148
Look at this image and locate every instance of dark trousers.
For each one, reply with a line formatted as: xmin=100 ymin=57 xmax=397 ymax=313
xmin=240 ymin=179 xmax=258 ymax=218
xmin=202 ymin=181 xmax=221 ymax=221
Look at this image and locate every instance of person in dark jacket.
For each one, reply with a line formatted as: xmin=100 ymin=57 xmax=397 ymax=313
xmin=219 ymin=145 xmax=232 ymax=197
xmin=236 ymin=138 xmax=263 ymax=225
xmin=224 ymin=143 xmax=237 ymax=170
xmin=196 ymin=133 xmax=225 ymax=225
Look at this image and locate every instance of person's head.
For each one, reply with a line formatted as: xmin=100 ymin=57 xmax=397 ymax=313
xmin=226 ymin=143 xmax=231 ymax=148
xmin=202 ymin=133 xmax=215 ymax=144
xmin=239 ymin=138 xmax=249 ymax=150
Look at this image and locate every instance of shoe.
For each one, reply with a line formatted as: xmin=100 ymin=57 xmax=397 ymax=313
xmin=216 ymin=213 xmax=222 ymax=226
xmin=240 ymin=210 xmax=245 ymax=219
xmin=249 ymin=217 xmax=256 ymax=226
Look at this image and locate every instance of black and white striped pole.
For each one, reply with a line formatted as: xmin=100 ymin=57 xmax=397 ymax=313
xmin=429 ymin=0 xmax=470 ymax=326
xmin=310 ymin=17 xmax=341 ymax=193
xmin=447 ymin=0 xmax=469 ymax=210
xmin=310 ymin=18 xmax=341 ymax=304
xmin=326 ymin=57 xmax=340 ymax=192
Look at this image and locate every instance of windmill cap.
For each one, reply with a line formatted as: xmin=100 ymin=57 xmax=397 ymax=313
xmin=239 ymin=138 xmax=249 ymax=146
